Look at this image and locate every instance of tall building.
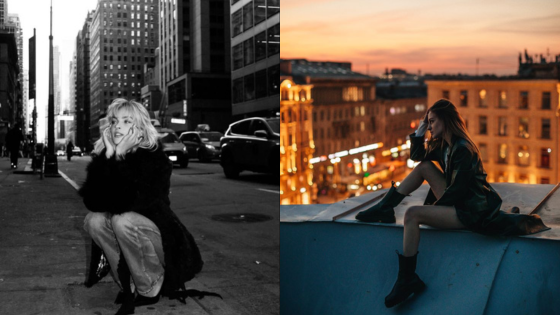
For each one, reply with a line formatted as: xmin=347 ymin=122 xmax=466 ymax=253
xmin=89 ymin=0 xmax=159 ymax=140
xmin=280 ymin=75 xmax=316 ymax=204
xmin=427 ymin=78 xmax=560 ymax=184
xmin=75 ymin=10 xmax=94 ymax=151
xmin=6 ymin=14 xmax=23 ymax=126
xmin=157 ymin=0 xmax=232 ymax=133
xmin=69 ymin=55 xmax=76 ymax=143
xmin=0 ymin=31 xmax=20 ymax=129
xmin=0 ymin=0 xmax=7 ymax=26
xmin=230 ymin=0 xmax=279 ymax=119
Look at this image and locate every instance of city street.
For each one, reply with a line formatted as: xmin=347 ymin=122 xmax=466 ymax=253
xmin=0 ymin=155 xmax=279 ymax=315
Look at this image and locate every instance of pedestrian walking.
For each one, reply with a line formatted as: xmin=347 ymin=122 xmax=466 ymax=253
xmin=356 ymin=99 xmax=549 ymax=308
xmin=66 ymin=141 xmax=74 ymax=161
xmin=79 ymin=98 xmax=204 ymax=315
xmin=5 ymin=123 xmax=24 ymax=169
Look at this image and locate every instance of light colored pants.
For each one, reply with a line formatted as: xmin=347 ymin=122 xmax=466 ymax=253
xmin=84 ymin=212 xmax=165 ymax=297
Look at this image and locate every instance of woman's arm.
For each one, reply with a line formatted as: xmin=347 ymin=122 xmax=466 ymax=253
xmin=78 ymin=153 xmax=114 ymax=212
xmin=106 ymin=149 xmax=172 ymax=216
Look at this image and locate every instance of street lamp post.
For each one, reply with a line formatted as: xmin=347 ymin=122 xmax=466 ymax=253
xmin=44 ymin=0 xmax=59 ymax=177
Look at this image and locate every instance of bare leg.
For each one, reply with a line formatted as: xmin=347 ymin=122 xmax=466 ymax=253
xmin=403 ymin=205 xmax=466 ymax=257
xmin=396 ymin=161 xmax=446 ymax=199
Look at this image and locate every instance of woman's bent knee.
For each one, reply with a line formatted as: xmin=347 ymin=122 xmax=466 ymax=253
xmin=404 ymin=206 xmax=422 ymax=225
xmin=84 ymin=212 xmax=109 ymax=234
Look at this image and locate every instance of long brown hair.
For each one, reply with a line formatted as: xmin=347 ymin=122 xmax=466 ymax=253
xmin=426 ymin=99 xmax=479 ymax=157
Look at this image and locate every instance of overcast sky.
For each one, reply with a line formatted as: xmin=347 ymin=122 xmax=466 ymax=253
xmin=281 ymin=0 xmax=560 ymax=76
xmin=9 ymin=0 xmax=98 ymax=141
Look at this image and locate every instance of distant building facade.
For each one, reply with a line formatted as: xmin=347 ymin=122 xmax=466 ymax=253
xmin=280 ymin=76 xmax=315 ymax=205
xmin=0 ymin=32 xmax=20 ymax=128
xmin=89 ymin=0 xmax=159 ymax=140
xmin=427 ymin=78 xmax=560 ymax=184
xmin=230 ymin=0 xmax=279 ymax=119
xmin=157 ymin=0 xmax=232 ymax=133
xmin=75 ymin=10 xmax=94 ymax=151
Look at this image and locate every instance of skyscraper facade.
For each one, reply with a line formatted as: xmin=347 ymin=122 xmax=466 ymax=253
xmin=157 ymin=0 xmax=232 ymax=133
xmin=75 ymin=10 xmax=94 ymax=150
xmin=230 ymin=0 xmax=279 ymax=118
xmin=89 ymin=0 xmax=159 ymax=140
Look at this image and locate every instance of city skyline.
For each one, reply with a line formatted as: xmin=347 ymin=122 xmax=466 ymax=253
xmin=8 ymin=0 xmax=98 ymax=141
xmin=281 ymin=0 xmax=560 ymax=77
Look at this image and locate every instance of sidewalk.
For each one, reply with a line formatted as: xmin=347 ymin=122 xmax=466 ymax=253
xmin=0 ymin=157 xmax=240 ymax=315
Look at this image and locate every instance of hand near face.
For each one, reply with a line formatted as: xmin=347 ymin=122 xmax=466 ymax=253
xmin=102 ymin=127 xmax=115 ymax=158
xmin=115 ymin=124 xmax=143 ymax=157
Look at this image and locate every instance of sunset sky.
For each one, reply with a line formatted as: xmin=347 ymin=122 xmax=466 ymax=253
xmin=281 ymin=0 xmax=560 ymax=77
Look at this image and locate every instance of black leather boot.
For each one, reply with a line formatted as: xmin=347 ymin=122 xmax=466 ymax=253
xmin=355 ymin=182 xmax=405 ymax=223
xmin=115 ymin=253 xmax=135 ymax=315
xmin=385 ymin=251 xmax=425 ymax=308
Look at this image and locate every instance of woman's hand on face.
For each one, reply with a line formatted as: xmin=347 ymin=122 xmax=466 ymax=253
xmin=102 ymin=127 xmax=115 ymax=158
xmin=115 ymin=125 xmax=143 ymax=156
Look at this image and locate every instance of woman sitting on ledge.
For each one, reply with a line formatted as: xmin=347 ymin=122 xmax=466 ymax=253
xmin=355 ymin=99 xmax=549 ymax=308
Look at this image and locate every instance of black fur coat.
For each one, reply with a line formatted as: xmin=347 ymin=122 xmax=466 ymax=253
xmin=78 ymin=143 xmax=203 ymax=296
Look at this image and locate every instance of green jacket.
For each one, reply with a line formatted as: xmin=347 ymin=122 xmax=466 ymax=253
xmin=409 ymin=133 xmax=549 ymax=236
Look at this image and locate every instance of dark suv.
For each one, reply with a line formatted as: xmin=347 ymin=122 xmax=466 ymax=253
xmin=220 ymin=117 xmax=279 ymax=178
xmin=179 ymin=131 xmax=223 ymax=162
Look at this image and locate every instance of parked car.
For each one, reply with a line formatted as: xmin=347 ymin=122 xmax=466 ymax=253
xmin=56 ymin=150 xmax=65 ymax=156
xmin=157 ymin=128 xmax=189 ymax=168
xmin=219 ymin=117 xmax=279 ymax=178
xmin=72 ymin=146 xmax=84 ymax=156
xmin=179 ymin=131 xmax=223 ymax=162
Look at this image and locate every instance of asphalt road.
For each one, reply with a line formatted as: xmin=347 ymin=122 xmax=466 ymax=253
xmin=57 ymin=155 xmax=280 ymax=314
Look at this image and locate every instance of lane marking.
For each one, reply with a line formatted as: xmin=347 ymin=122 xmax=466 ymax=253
xmin=59 ymin=170 xmax=80 ymax=191
xmin=258 ymin=188 xmax=279 ymax=194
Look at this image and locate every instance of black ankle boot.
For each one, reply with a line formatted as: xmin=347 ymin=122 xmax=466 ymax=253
xmin=356 ymin=182 xmax=405 ymax=223
xmin=115 ymin=253 xmax=135 ymax=315
xmin=385 ymin=251 xmax=426 ymax=308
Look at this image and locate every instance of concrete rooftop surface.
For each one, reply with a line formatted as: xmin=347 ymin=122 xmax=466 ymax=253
xmin=281 ymin=183 xmax=560 ymax=315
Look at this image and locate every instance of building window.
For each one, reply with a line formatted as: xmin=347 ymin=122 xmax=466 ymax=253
xmin=231 ymin=9 xmax=243 ymax=38
xmin=442 ymin=90 xmax=449 ymax=99
xmin=479 ymin=143 xmax=488 ymax=162
xmin=479 ymin=116 xmax=487 ymax=135
xmin=518 ymin=117 xmax=529 ymax=138
xmin=460 ymin=90 xmax=468 ymax=107
xmin=232 ymin=77 xmax=243 ymax=104
xmin=267 ymin=23 xmax=279 ymax=57
xmin=254 ymin=0 xmax=266 ymax=25
xmin=519 ymin=91 xmax=528 ymax=109
xmin=243 ymin=37 xmax=254 ymax=66
xmin=478 ymin=89 xmax=487 ymax=107
xmin=497 ymin=171 xmax=508 ymax=183
xmin=541 ymin=119 xmax=551 ymax=139
xmin=518 ymin=146 xmax=529 ymax=166
xmin=232 ymin=43 xmax=243 ymax=70
xmin=255 ymin=69 xmax=267 ymax=99
xmin=497 ymin=144 xmax=507 ymax=164
xmin=542 ymin=91 xmax=551 ymax=110
xmin=267 ymin=0 xmax=279 ymax=17
xmin=255 ymin=31 xmax=266 ymax=61
xmin=541 ymin=148 xmax=551 ymax=168
xmin=244 ymin=73 xmax=255 ymax=101
xmin=268 ymin=64 xmax=279 ymax=96
xmin=243 ymin=2 xmax=253 ymax=31
xmin=518 ymin=174 xmax=529 ymax=184
xmin=541 ymin=177 xmax=550 ymax=184
xmin=498 ymin=90 xmax=507 ymax=108
xmin=498 ymin=116 xmax=507 ymax=136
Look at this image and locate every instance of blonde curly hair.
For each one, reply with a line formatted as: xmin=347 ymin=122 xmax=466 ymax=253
xmin=92 ymin=98 xmax=159 ymax=158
